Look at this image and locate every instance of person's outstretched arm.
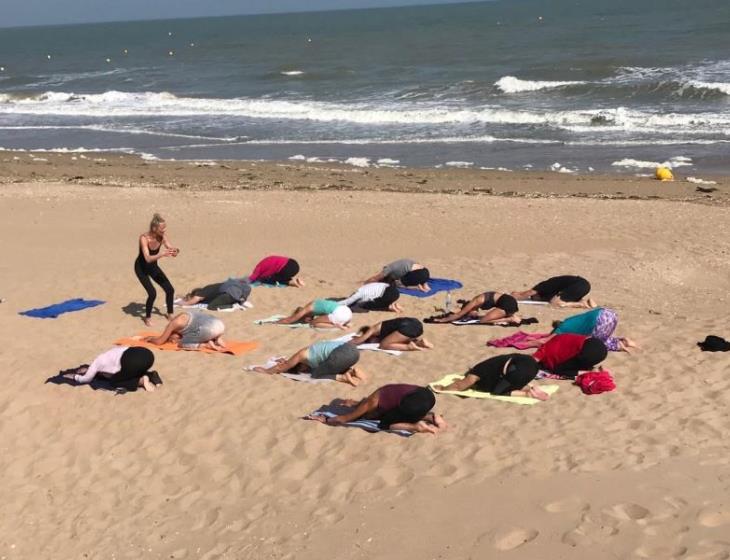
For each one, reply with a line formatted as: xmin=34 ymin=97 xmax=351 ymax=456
xmin=327 ymin=392 xmax=380 ymax=424
xmin=277 ymin=303 xmax=313 ymax=324
xmin=362 ymin=270 xmax=386 ymax=284
xmin=349 ymin=326 xmax=377 ymax=345
xmin=433 ymin=373 xmax=479 ymax=392
xmin=146 ymin=315 xmax=185 ymax=345
xmin=433 ymin=295 xmax=483 ymax=323
xmin=254 ymin=348 xmax=308 ymax=374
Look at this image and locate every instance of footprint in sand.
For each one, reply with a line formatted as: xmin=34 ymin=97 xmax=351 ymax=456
xmin=493 ymin=528 xmax=539 ymax=551
xmin=686 ymin=553 xmax=730 ymax=560
xmin=635 ymin=545 xmax=688 ymax=559
xmin=544 ymin=497 xmax=589 ymax=514
xmin=604 ymin=503 xmax=651 ymax=521
xmin=698 ymin=508 xmax=730 ymax=528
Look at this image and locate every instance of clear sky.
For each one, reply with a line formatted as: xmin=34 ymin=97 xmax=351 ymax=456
xmin=1 ymin=0 xmax=487 ymax=29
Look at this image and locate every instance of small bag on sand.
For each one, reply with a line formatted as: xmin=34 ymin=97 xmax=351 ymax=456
xmin=575 ymin=371 xmax=615 ymax=395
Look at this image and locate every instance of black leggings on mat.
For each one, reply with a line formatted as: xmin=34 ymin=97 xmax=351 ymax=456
xmin=108 ymin=347 xmax=155 ymax=391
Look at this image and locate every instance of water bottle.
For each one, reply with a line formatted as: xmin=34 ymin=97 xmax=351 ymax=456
xmin=445 ymin=291 xmax=452 ymax=313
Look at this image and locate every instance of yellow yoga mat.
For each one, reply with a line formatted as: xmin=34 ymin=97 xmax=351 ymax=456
xmin=429 ymin=374 xmax=559 ymax=405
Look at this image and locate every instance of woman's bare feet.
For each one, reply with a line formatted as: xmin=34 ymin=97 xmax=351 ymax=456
xmin=526 ymin=385 xmax=550 ymax=401
xmin=432 ymin=413 xmax=448 ymax=430
xmin=417 ymin=338 xmax=434 ymax=349
xmin=338 ymin=367 xmax=367 ymax=387
xmin=140 ymin=375 xmax=156 ymax=392
xmin=143 ymin=317 xmax=152 ymax=327
xmin=619 ymin=337 xmax=639 ymax=353
xmin=290 ymin=277 xmax=305 ymax=288
xmin=414 ymin=421 xmax=439 ymax=434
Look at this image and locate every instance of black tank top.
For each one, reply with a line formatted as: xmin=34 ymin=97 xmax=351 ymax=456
xmin=136 ymin=238 xmax=161 ymax=271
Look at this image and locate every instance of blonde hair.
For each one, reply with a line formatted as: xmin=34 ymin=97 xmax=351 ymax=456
xmin=149 ymin=213 xmax=166 ymax=233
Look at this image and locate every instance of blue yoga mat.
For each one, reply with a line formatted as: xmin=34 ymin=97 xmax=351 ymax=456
xmin=307 ymin=405 xmax=413 ymax=437
xmin=399 ymin=278 xmax=463 ymax=298
xmin=19 ymin=298 xmax=105 ymax=319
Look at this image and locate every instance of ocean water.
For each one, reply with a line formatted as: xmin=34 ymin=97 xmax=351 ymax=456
xmin=1 ymin=0 xmax=729 ymax=174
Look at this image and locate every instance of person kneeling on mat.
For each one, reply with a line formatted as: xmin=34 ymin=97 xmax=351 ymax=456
xmin=145 ymin=310 xmax=227 ymax=352
xmin=276 ymin=298 xmax=352 ymax=329
xmin=428 ymin=290 xmax=521 ymax=325
xmin=433 ymin=354 xmax=549 ymax=400
xmin=511 ymin=275 xmax=596 ymax=309
xmin=533 ymin=334 xmax=608 ymax=379
xmin=308 ymin=384 xmax=446 ymax=434
xmin=179 ymin=277 xmax=251 ymax=310
xmin=339 ymin=282 xmax=402 ymax=312
xmin=253 ymin=340 xmax=366 ymax=386
xmin=62 ymin=346 xmax=161 ymax=392
xmin=349 ymin=317 xmax=433 ymax=351
xmin=248 ymin=255 xmax=304 ymax=287
xmin=363 ymin=258 xmax=431 ymax=292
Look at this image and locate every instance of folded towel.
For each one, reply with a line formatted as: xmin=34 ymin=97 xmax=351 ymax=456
xmin=175 ymin=299 xmax=253 ymax=312
xmin=115 ymin=332 xmax=258 ymax=356
xmin=244 ymin=357 xmax=335 ymax=383
xmin=428 ymin=317 xmax=538 ymax=327
xmin=429 ymin=374 xmax=559 ymax=405
xmin=305 ymin=405 xmax=413 ymax=437
xmin=399 ymin=278 xmax=463 ymax=298
xmin=19 ymin=298 xmax=105 ymax=319
xmin=254 ymin=315 xmax=340 ymax=330
xmin=281 ymin=373 xmax=334 ymax=384
xmin=517 ymin=300 xmax=549 ymax=306
xmin=45 ymin=371 xmax=125 ymax=393
xmin=487 ymin=330 xmax=551 ymax=349
xmin=333 ymin=333 xmax=402 ymax=356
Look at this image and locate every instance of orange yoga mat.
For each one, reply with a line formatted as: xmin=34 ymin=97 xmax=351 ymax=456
xmin=115 ymin=332 xmax=258 ymax=356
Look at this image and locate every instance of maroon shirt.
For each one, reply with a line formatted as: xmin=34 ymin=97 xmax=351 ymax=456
xmin=376 ymin=384 xmax=420 ymax=413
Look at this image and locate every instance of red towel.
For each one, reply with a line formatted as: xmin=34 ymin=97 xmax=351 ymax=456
xmin=487 ymin=330 xmax=551 ymax=350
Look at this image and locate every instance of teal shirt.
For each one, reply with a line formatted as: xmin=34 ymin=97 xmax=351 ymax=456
xmin=307 ymin=341 xmax=345 ymax=368
xmin=554 ymin=307 xmax=602 ymax=335
xmin=312 ymin=299 xmax=339 ymax=316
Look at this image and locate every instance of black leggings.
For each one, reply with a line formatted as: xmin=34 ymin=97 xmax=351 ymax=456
xmin=134 ymin=258 xmax=175 ymax=318
xmin=191 ymin=283 xmax=237 ymax=310
xmin=108 ymin=347 xmax=155 ymax=391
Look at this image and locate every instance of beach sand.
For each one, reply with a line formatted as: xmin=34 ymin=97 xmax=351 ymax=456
xmin=1 ymin=163 xmax=730 ymax=559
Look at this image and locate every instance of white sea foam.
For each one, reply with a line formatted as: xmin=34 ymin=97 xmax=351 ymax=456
xmin=3 ymin=90 xmax=729 ymax=134
xmin=687 ymin=80 xmax=730 ymax=95
xmin=344 ymin=157 xmax=370 ymax=167
xmin=280 ymin=70 xmax=304 ymax=76
xmin=686 ymin=176 xmax=717 ymax=185
xmin=611 ymin=156 xmax=693 ymax=169
xmin=495 ymin=76 xmax=585 ymax=93
xmin=376 ymin=158 xmax=400 ymax=167
xmin=445 ymin=161 xmax=473 ymax=168
xmin=550 ymin=162 xmax=575 ymax=173
xmin=0 ymin=123 xmax=239 ymax=142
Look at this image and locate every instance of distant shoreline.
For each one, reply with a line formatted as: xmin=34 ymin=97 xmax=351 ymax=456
xmin=1 ymin=150 xmax=727 ymax=206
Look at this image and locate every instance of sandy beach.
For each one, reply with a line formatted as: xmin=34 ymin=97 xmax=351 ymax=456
xmin=1 ymin=161 xmax=730 ymax=560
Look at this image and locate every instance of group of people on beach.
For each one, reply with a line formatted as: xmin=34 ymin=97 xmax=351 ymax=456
xmin=63 ymin=213 xmax=638 ymax=435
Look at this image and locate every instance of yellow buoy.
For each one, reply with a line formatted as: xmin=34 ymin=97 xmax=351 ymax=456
xmin=655 ymin=166 xmax=674 ymax=181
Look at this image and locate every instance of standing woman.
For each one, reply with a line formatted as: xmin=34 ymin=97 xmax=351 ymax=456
xmin=135 ymin=213 xmax=179 ymax=326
